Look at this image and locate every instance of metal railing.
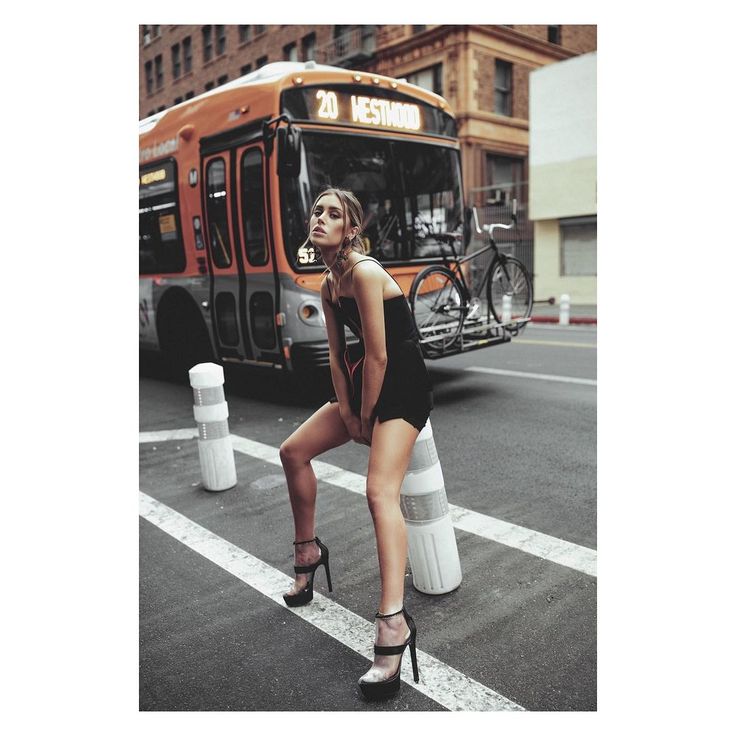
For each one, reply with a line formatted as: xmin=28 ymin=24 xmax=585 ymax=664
xmin=467 ymin=183 xmax=534 ymax=283
xmin=315 ymin=27 xmax=377 ymax=66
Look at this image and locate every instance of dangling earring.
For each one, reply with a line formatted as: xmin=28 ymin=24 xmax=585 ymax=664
xmin=335 ymin=238 xmax=350 ymax=267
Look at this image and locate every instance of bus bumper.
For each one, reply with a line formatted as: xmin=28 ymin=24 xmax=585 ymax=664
xmin=289 ymin=340 xmax=332 ymax=371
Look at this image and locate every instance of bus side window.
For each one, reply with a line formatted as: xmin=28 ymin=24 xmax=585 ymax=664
xmin=241 ymin=148 xmax=268 ymax=266
xmin=205 ymin=158 xmax=232 ymax=268
xmin=139 ymin=159 xmax=186 ymax=275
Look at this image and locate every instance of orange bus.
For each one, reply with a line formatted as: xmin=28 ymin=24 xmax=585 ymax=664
xmin=139 ymin=61 xmax=469 ymax=377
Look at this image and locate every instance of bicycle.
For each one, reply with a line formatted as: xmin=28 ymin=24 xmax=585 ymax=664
xmin=408 ymin=200 xmax=533 ymax=355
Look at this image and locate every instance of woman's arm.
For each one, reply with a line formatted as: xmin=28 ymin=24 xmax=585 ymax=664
xmin=351 ymin=262 xmax=388 ymax=426
xmin=321 ymin=277 xmax=353 ymax=418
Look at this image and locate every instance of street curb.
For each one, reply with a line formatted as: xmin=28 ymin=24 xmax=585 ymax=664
xmin=530 ymin=316 xmax=597 ymax=325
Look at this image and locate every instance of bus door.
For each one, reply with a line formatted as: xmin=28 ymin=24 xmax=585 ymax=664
xmin=201 ymin=151 xmax=252 ymax=361
xmin=233 ymin=143 xmax=279 ymax=363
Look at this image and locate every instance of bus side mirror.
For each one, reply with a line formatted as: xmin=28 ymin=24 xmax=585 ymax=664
xmin=463 ymin=207 xmax=472 ymax=247
xmin=277 ymin=126 xmax=301 ymax=177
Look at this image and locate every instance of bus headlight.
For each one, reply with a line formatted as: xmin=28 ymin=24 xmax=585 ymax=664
xmin=297 ymin=301 xmax=325 ymax=327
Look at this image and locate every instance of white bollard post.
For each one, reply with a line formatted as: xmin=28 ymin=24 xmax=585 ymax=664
xmin=502 ymin=293 xmax=512 ymax=323
xmin=189 ymin=363 xmax=237 ymax=492
xmin=559 ymin=293 xmax=570 ymax=326
xmin=401 ymin=419 xmax=462 ymax=594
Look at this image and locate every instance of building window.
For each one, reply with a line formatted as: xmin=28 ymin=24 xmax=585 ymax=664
xmin=494 ymin=59 xmax=512 ymax=116
xmin=182 ymin=36 xmax=192 ymax=73
xmin=283 ymin=42 xmax=298 ymax=62
xmin=217 ymin=74 xmax=228 ymax=86
xmin=406 ymin=64 xmax=443 ymax=96
xmin=154 ymin=54 xmax=164 ymax=90
xmin=240 ymin=63 xmax=252 ymax=76
xmin=239 ymin=25 xmax=251 ymax=44
xmin=216 ymin=25 xmax=226 ymax=55
xmin=486 ymin=155 xmax=523 ymax=188
xmin=302 ymin=32 xmax=316 ymax=61
xmin=485 ymin=154 xmax=525 ymax=204
xmin=171 ymin=43 xmax=181 ymax=79
xmin=254 ymin=25 xmax=266 ymax=36
xmin=548 ymin=25 xmax=561 ymax=44
xmin=412 ymin=25 xmax=426 ymax=33
xmin=560 ymin=217 xmax=597 ymax=276
xmin=145 ymin=60 xmax=153 ymax=94
xmin=202 ymin=25 xmax=213 ymax=62
xmin=142 ymin=26 xmax=160 ymax=44
xmin=174 ymin=96 xmax=182 ymax=105
xmin=204 ymin=81 xmax=215 ymax=91
xmin=157 ymin=105 xmax=166 ymax=112
xmin=185 ymin=90 xmax=194 ymax=99
xmin=256 ymin=55 xmax=268 ymax=69
xmin=147 ymin=109 xmax=155 ymax=117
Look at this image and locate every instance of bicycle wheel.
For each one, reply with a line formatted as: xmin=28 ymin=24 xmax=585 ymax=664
xmin=487 ymin=256 xmax=533 ymax=325
xmin=409 ymin=265 xmax=465 ymax=355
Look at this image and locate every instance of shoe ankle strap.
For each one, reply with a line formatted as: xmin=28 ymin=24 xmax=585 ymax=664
xmin=375 ymin=606 xmax=405 ymax=618
xmin=293 ymin=536 xmax=319 ymax=546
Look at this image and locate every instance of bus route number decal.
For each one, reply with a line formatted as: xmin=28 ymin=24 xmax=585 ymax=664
xmin=316 ymin=90 xmax=339 ymax=120
xmin=297 ymin=245 xmax=318 ymax=264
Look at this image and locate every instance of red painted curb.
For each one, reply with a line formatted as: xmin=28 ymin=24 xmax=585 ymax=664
xmin=531 ymin=316 xmax=597 ymax=325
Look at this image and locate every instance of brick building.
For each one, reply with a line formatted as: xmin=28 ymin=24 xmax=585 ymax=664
xmin=139 ymin=23 xmax=596 ymax=211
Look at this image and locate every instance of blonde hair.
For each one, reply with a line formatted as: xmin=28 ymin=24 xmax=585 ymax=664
xmin=300 ymin=188 xmax=367 ymax=263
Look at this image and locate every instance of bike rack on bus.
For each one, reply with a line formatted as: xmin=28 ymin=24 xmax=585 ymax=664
xmin=417 ymin=314 xmax=531 ymax=360
xmin=415 ymin=199 xmax=532 ymax=359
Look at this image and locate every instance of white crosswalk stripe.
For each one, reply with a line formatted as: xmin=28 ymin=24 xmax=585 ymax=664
xmin=139 ymin=490 xmax=524 ymax=711
xmin=140 ymin=429 xmax=597 ymax=577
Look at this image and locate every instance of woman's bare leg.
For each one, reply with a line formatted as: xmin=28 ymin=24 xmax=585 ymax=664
xmin=279 ymin=401 xmax=351 ymax=595
xmin=360 ymin=417 xmax=421 ymax=684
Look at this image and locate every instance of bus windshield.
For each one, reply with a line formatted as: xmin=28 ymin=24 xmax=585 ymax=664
xmin=280 ymin=131 xmax=464 ymax=269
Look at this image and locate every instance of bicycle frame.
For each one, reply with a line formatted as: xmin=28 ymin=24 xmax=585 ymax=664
xmin=410 ymin=199 xmax=531 ymax=358
xmin=436 ymin=238 xmax=490 ymax=301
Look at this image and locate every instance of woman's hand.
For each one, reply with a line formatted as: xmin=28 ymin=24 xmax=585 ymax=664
xmin=341 ymin=409 xmax=368 ymax=445
xmin=360 ymin=413 xmax=375 ymax=446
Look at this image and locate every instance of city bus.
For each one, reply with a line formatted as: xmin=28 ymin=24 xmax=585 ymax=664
xmin=139 ymin=60 xmax=470 ymax=377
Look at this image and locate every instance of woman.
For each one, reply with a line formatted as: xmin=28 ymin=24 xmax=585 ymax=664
xmin=278 ymin=187 xmax=433 ymax=700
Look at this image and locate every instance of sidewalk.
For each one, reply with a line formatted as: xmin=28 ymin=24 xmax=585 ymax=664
xmin=530 ymin=302 xmax=597 ymax=325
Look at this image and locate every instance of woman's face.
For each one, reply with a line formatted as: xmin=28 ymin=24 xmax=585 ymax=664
xmin=309 ymin=193 xmax=354 ymax=249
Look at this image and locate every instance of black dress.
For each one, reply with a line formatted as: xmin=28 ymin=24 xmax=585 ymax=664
xmin=326 ymin=258 xmax=434 ymax=432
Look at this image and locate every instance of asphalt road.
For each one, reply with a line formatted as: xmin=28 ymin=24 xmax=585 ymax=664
xmin=139 ymin=322 xmax=597 ymax=711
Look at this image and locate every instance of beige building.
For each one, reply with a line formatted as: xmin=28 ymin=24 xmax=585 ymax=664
xmin=529 ymin=52 xmax=597 ymax=305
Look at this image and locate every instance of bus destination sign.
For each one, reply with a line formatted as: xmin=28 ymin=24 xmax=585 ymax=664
xmin=314 ymin=89 xmax=421 ymax=132
xmin=139 ymin=161 xmax=176 ymax=200
xmin=280 ymin=85 xmax=458 ymax=139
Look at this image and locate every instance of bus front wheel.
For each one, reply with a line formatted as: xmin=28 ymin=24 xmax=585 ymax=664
xmin=157 ymin=296 xmax=215 ymax=381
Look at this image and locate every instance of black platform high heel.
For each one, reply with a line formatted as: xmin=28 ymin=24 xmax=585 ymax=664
xmin=358 ymin=606 xmax=419 ymax=700
xmin=282 ymin=536 xmax=333 ymax=607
